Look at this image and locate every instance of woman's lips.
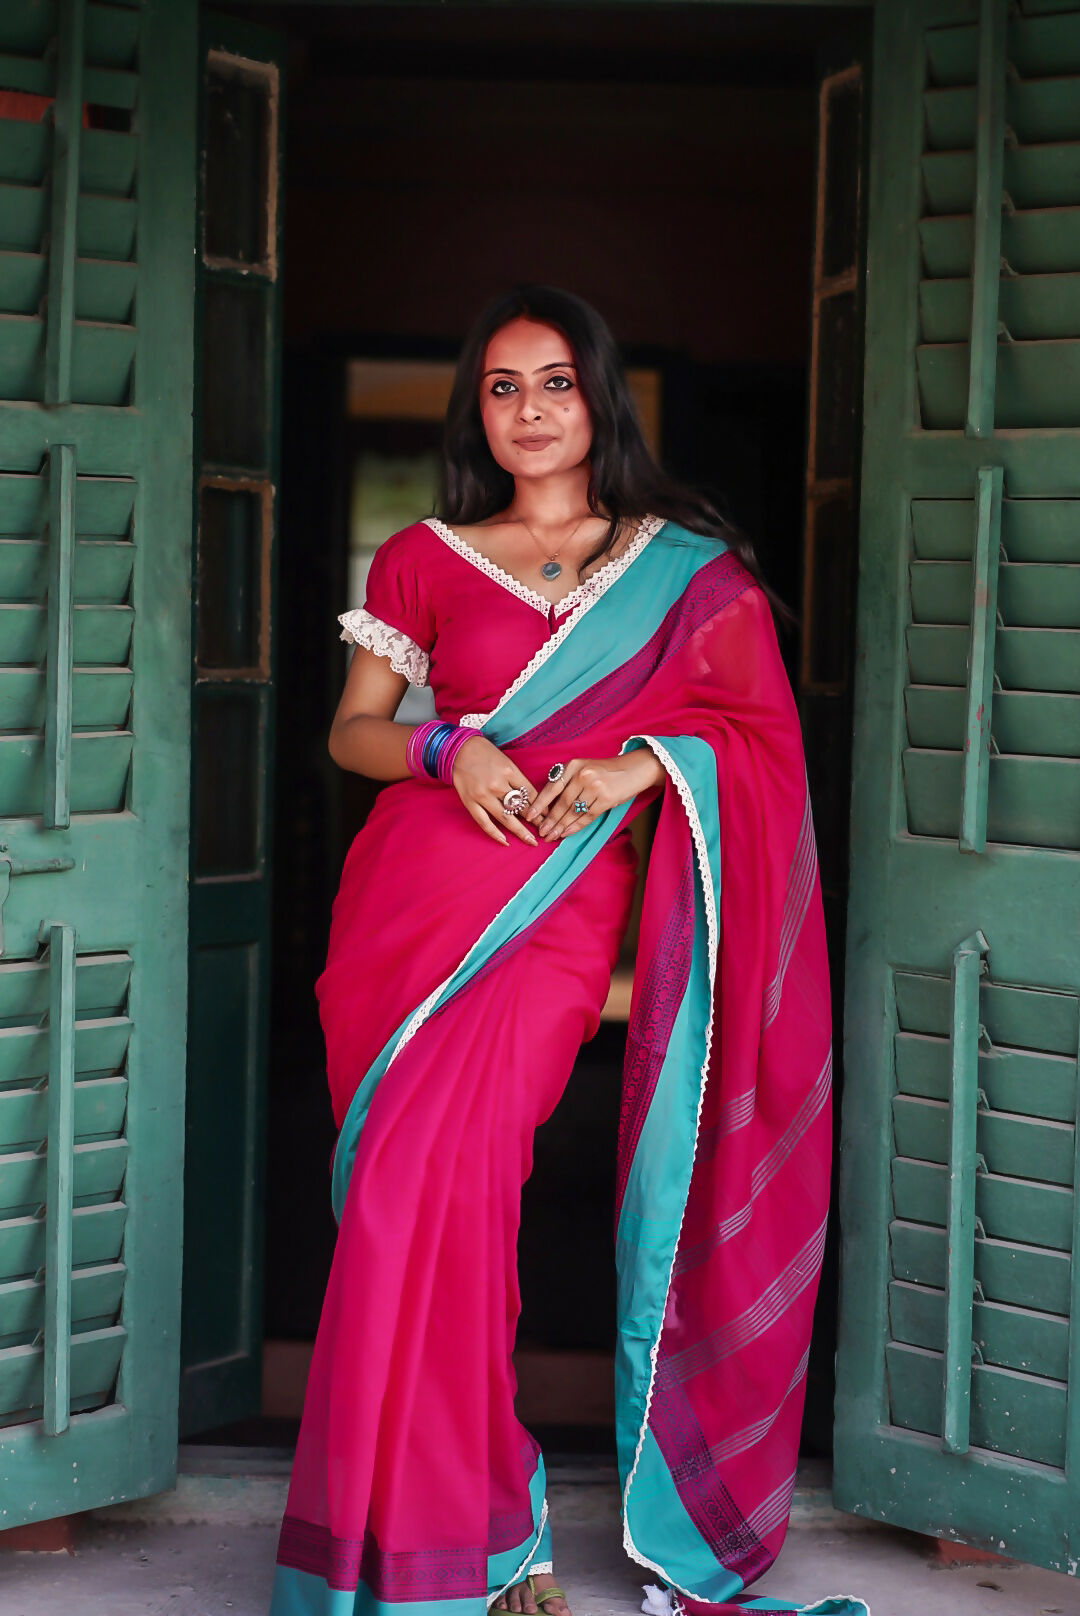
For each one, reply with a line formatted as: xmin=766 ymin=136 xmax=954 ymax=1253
xmin=514 ymin=436 xmax=556 ymax=450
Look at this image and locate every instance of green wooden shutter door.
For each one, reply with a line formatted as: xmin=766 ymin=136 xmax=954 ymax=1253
xmin=0 ymin=0 xmax=196 ymax=1527
xmin=180 ymin=11 xmax=284 ymax=1436
xmin=835 ymin=0 xmax=1080 ymax=1574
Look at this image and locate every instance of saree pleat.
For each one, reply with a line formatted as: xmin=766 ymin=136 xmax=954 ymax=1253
xmin=274 ymin=815 xmax=638 ymax=1613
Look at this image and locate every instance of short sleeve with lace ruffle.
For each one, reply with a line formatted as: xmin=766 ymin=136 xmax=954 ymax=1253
xmin=337 ymin=525 xmax=434 ymax=688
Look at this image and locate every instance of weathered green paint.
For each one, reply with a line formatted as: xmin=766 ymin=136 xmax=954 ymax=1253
xmin=942 ymin=929 xmax=988 ymax=1454
xmin=43 ymin=0 xmax=83 ymax=407
xmin=44 ymin=443 xmax=75 ymax=828
xmin=180 ymin=8 xmax=284 ymax=1436
xmin=958 ymin=463 xmax=1001 ymax=852
xmin=965 ymin=0 xmax=1006 ymax=438
xmin=0 ymin=0 xmax=198 ymax=1530
xmin=835 ymin=0 xmax=1080 ymax=1575
xmin=42 ymin=921 xmax=75 ymax=1437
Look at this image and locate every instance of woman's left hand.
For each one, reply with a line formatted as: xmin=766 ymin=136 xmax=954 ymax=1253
xmin=523 ymin=750 xmax=665 ymax=841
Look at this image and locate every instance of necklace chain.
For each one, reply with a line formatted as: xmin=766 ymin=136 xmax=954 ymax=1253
xmin=516 ymin=512 xmax=591 ymax=565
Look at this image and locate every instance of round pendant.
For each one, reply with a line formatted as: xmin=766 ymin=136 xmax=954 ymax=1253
xmin=540 ymin=560 xmax=562 ymax=580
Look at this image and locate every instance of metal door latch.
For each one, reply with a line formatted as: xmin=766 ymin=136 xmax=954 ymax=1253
xmin=0 ymin=847 xmax=75 ymax=955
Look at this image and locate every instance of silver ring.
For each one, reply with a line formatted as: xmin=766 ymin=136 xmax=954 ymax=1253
xmin=573 ymin=798 xmax=589 ymax=815
xmin=502 ymin=786 xmax=530 ymax=816
xmin=547 ymin=762 xmax=565 ymax=784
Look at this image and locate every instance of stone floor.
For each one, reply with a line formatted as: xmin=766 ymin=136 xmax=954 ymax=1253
xmin=0 ymin=1454 xmax=1075 ymax=1616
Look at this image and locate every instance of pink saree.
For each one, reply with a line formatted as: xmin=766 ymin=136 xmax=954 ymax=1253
xmin=269 ymin=518 xmax=867 ymax=1616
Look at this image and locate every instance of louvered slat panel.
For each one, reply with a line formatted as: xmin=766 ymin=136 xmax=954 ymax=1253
xmin=886 ymin=951 xmax=1079 ymax=1470
xmin=913 ymin=496 xmax=1080 ymax=562
xmin=0 ymin=459 xmax=133 ymax=812
xmin=0 ymin=4 xmax=140 ymax=413
xmin=76 ymin=194 xmax=136 ymax=260
xmin=0 ymin=668 xmax=132 ymax=731
xmin=904 ymin=485 xmax=1080 ymax=847
xmin=918 ymin=340 xmax=1080 ymax=429
xmin=911 ymin=561 xmax=1080 ymax=625
xmin=0 ymin=952 xmax=131 ymax=1022
xmin=0 ymin=184 xmax=45 ymax=255
xmin=907 ymin=624 xmax=1080 ymax=691
xmin=903 ymin=750 xmax=1080 ymax=847
xmin=893 ymin=1157 xmax=1074 ymax=1252
xmin=0 ymin=471 xmax=135 ymax=534
xmin=0 ymin=1074 xmax=127 ymax=1147
xmin=906 ymin=686 xmax=1080 ymax=757
xmin=890 ymin=1282 xmax=1069 ymax=1380
xmin=0 ymin=1136 xmax=127 ymax=1212
xmin=0 ymin=603 xmax=132 ymax=662
xmin=895 ymin=1031 xmax=1076 ymax=1122
xmin=893 ymin=1094 xmax=1075 ymax=1185
xmin=0 ymin=1200 xmax=126 ymax=1283
xmin=0 ymin=733 xmax=130 ymax=817
xmin=891 ymin=1221 xmax=1072 ymax=1313
xmin=0 ymin=540 xmax=133 ymax=602
xmin=81 ymin=129 xmax=136 ymax=196
xmin=921 ymin=273 xmax=1080 ymax=343
xmin=0 ymin=1323 xmax=125 ymax=1428
xmin=895 ymin=969 xmax=1079 ymax=1051
xmin=0 ymin=121 xmax=47 ymax=188
xmin=921 ymin=209 xmax=1080 ymax=278
xmin=887 ymin=1343 xmax=1066 ymax=1467
xmin=918 ymin=10 xmax=1080 ymax=432
xmin=0 ymin=248 xmax=141 ymax=324
xmin=0 ymin=1261 xmax=125 ymax=1346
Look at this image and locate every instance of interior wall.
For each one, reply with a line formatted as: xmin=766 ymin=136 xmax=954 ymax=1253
xmin=281 ymin=70 xmax=817 ymax=366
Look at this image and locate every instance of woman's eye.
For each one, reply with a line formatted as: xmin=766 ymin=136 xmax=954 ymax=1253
xmin=490 ymin=379 xmax=516 ymax=396
xmin=546 ymin=375 xmax=573 ymax=390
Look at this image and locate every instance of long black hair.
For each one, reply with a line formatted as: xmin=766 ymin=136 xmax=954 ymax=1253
xmin=437 ymin=283 xmax=792 ymax=626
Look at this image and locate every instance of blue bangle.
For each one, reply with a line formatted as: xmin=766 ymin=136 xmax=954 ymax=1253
xmin=421 ymin=722 xmax=455 ymax=780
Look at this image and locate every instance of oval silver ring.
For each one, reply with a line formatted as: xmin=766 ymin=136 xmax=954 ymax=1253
xmin=547 ymin=762 xmax=565 ymax=784
xmin=502 ymin=786 xmax=530 ymax=816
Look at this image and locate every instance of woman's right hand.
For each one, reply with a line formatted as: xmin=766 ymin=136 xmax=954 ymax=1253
xmin=450 ymin=734 xmax=539 ymax=848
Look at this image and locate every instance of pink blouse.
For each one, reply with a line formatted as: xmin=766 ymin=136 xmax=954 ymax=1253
xmin=338 ymin=515 xmax=664 ymax=727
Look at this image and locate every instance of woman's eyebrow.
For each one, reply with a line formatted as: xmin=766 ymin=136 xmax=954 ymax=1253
xmin=480 ymin=361 xmax=577 ymax=378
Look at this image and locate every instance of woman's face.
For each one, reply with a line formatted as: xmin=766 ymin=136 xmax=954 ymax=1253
xmin=478 ymin=316 xmax=593 ymax=483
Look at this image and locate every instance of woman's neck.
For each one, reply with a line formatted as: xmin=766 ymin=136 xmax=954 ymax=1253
xmin=502 ymin=467 xmax=598 ymax=528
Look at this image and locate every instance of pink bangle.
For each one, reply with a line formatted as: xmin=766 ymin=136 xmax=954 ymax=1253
xmin=437 ymin=726 xmax=478 ymax=784
xmin=405 ymin=720 xmax=442 ymax=779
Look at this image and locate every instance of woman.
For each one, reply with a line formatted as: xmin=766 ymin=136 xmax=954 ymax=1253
xmin=269 ymin=287 xmax=867 ymax=1616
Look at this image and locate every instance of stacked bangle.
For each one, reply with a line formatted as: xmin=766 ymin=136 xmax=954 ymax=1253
xmin=406 ymin=719 xmax=478 ymax=785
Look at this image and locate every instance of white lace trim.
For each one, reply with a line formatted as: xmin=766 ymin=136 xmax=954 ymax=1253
xmin=456 ymin=515 xmax=665 ymax=732
xmin=525 ymin=1563 xmax=554 ymax=1576
xmin=616 ymin=736 xmax=720 ymax=1597
xmin=338 ymin=607 xmax=430 ymax=687
xmin=423 ymin=513 xmax=662 ymax=621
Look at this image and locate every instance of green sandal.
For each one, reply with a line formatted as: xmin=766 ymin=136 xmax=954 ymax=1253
xmin=492 ymin=1573 xmax=568 ymax=1616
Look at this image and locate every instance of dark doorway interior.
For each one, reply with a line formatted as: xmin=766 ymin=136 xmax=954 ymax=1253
xmin=209 ymin=1 xmax=867 ymax=1460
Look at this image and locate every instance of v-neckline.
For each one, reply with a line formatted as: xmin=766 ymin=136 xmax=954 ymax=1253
xmin=422 ymin=514 xmax=662 ymax=620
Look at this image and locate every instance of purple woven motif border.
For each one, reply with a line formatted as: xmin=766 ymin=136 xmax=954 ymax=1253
xmin=278 ymin=1436 xmax=545 ymax=1594
xmin=615 ymin=849 xmax=696 ymax=1216
xmin=277 ymin=1515 xmax=487 ymax=1597
xmin=512 ymin=550 xmax=753 ymax=750
xmin=650 ymin=1357 xmax=772 ymax=1584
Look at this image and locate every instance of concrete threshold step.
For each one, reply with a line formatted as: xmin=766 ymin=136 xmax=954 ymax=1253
xmin=88 ymin=1450 xmax=870 ymax=1533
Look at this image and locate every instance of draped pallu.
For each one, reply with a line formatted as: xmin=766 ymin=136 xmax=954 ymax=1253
xmin=270 ymin=525 xmax=869 ymax=1616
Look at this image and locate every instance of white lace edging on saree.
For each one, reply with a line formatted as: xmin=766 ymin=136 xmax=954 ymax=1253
xmin=458 ymin=514 xmax=666 ymax=730
xmin=338 ymin=607 xmax=430 ymax=687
